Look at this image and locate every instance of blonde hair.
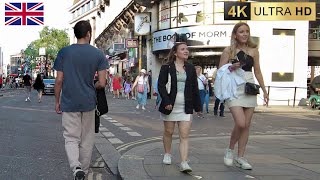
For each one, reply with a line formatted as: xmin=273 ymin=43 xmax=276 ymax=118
xmin=229 ymin=22 xmax=257 ymax=59
xmin=164 ymin=42 xmax=187 ymax=64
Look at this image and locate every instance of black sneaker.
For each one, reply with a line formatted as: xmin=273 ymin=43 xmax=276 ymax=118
xmin=74 ymin=167 xmax=85 ymax=180
xmin=220 ymin=114 xmax=225 ymax=117
xmin=214 ymin=111 xmax=218 ymax=116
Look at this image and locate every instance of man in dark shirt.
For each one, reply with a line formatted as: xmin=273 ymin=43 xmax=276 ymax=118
xmin=23 ymin=72 xmax=32 ymax=102
xmin=53 ymin=20 xmax=108 ymax=180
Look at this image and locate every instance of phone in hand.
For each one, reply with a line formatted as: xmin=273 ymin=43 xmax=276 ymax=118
xmin=231 ymin=58 xmax=239 ymax=64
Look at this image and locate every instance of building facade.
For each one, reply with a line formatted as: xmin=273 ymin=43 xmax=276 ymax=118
xmin=9 ymin=53 xmax=23 ymax=76
xmin=95 ymin=0 xmax=147 ymax=76
xmin=93 ymin=0 xmax=318 ymax=106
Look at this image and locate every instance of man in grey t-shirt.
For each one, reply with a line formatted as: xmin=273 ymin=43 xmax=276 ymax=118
xmin=53 ymin=20 xmax=108 ymax=180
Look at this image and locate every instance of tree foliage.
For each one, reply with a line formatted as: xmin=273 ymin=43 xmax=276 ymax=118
xmin=24 ymin=26 xmax=69 ymax=62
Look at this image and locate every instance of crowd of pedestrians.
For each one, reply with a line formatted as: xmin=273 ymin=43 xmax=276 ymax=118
xmin=48 ymin=21 xmax=268 ymax=180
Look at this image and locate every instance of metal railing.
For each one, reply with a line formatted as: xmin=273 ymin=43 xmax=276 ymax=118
xmin=265 ymin=86 xmax=308 ymax=107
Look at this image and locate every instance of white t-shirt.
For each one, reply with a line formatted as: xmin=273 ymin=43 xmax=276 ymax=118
xmin=138 ymin=76 xmax=147 ymax=85
xmin=197 ymin=74 xmax=206 ymax=90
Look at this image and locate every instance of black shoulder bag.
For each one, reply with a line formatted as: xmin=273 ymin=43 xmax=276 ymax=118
xmin=95 ymin=87 xmax=108 ymax=133
xmin=245 ymin=82 xmax=260 ymax=95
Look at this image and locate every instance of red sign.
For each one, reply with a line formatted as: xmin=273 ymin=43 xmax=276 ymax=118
xmin=125 ymin=39 xmax=138 ymax=48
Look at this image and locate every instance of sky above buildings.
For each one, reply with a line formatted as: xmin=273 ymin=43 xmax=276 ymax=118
xmin=0 ymin=0 xmax=73 ymax=65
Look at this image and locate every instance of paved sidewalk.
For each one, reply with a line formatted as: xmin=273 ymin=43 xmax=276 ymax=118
xmin=118 ymin=133 xmax=320 ymax=180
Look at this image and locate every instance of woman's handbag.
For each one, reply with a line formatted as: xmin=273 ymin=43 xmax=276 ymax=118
xmin=245 ymin=82 xmax=260 ymax=95
xmin=95 ymin=87 xmax=108 ymax=133
xmin=137 ymin=84 xmax=144 ymax=93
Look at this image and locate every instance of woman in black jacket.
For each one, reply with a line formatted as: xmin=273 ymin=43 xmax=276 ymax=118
xmin=158 ymin=42 xmax=201 ymax=172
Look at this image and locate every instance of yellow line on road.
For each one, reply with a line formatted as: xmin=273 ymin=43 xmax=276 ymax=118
xmin=1 ymin=106 xmax=55 ymax=113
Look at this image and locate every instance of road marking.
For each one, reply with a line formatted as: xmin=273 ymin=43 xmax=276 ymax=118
xmin=1 ymin=106 xmax=55 ymax=113
xmin=113 ymin=122 xmax=124 ymax=126
xmin=119 ymin=127 xmax=132 ymax=131
xmin=102 ymin=132 xmax=115 ymax=137
xmin=87 ymin=172 xmax=93 ymax=180
xmin=101 ymin=114 xmax=108 ymax=119
xmin=108 ymin=138 xmax=124 ymax=144
xmin=96 ymin=173 xmax=102 ymax=180
xmin=108 ymin=120 xmax=118 ymax=123
xmin=116 ymin=134 xmax=208 ymax=152
xmin=99 ymin=127 xmax=108 ymax=132
xmin=127 ymin=132 xmax=142 ymax=136
xmin=102 ymin=116 xmax=113 ymax=120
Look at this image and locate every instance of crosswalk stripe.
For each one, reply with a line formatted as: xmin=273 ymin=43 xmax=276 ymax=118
xmin=127 ymin=132 xmax=142 ymax=136
xmin=108 ymin=138 xmax=124 ymax=144
xmin=108 ymin=120 xmax=118 ymax=123
xmin=102 ymin=132 xmax=115 ymax=137
xmin=102 ymin=116 xmax=112 ymax=120
xmin=119 ymin=127 xmax=132 ymax=131
xmin=113 ymin=122 xmax=124 ymax=126
xmin=99 ymin=127 xmax=108 ymax=132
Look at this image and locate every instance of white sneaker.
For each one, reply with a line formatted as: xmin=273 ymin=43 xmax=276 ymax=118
xmin=25 ymin=98 xmax=28 ymax=102
xmin=27 ymin=97 xmax=31 ymax=101
xmin=224 ymin=148 xmax=234 ymax=166
xmin=162 ymin=153 xmax=172 ymax=165
xmin=142 ymin=106 xmax=146 ymax=110
xmin=234 ymin=157 xmax=252 ymax=170
xmin=180 ymin=161 xmax=192 ymax=172
xmin=136 ymin=105 xmax=139 ymax=109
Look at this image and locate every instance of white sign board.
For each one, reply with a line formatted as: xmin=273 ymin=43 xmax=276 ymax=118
xmin=39 ymin=47 xmax=46 ymax=56
xmin=134 ymin=13 xmax=151 ymax=36
xmin=152 ymin=25 xmax=233 ymax=51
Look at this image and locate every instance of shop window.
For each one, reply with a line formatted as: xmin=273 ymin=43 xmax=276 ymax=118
xmin=272 ymin=72 xmax=294 ymax=82
xmin=159 ymin=0 xmax=171 ymax=30
xmin=82 ymin=6 xmax=85 ymax=14
xmin=177 ymin=1 xmax=205 ymax=27
xmin=87 ymin=3 xmax=90 ymax=11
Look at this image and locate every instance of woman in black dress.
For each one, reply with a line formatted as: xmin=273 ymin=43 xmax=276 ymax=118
xmin=33 ymin=74 xmax=45 ymax=103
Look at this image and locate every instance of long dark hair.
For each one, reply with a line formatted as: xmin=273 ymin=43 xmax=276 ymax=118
xmin=164 ymin=42 xmax=187 ymax=64
xmin=35 ymin=74 xmax=43 ymax=84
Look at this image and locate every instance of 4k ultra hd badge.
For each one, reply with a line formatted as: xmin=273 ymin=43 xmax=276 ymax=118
xmin=224 ymin=2 xmax=251 ymax=20
xmin=224 ymin=2 xmax=316 ymax=21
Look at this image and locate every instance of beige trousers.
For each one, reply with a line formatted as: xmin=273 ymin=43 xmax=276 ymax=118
xmin=62 ymin=110 xmax=95 ymax=174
